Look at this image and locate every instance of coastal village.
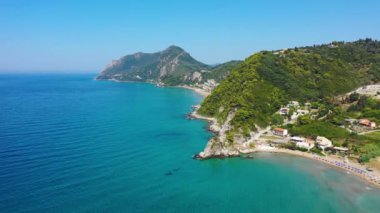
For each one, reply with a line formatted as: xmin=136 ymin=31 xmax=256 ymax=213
xmin=261 ymin=100 xmax=376 ymax=152
xmin=189 ymin=84 xmax=380 ymax=187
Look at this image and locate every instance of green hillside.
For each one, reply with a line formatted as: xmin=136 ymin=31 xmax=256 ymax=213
xmin=201 ymin=61 xmax=242 ymax=83
xmin=199 ymin=39 xmax=380 ymax=134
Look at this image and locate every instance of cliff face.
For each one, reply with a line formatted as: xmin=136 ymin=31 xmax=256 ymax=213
xmin=197 ymin=111 xmax=240 ymax=159
xmin=97 ymin=46 xmax=242 ymax=86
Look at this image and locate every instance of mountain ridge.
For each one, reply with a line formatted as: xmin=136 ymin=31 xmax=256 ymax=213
xmin=97 ymin=46 xmax=241 ymax=86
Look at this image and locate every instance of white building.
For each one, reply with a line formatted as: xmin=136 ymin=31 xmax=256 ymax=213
xmin=316 ymin=136 xmax=332 ymax=149
xmin=296 ymin=109 xmax=309 ymax=116
xmin=279 ymin=107 xmax=289 ymax=115
xmin=291 ymin=136 xmax=306 ymax=143
xmin=296 ymin=141 xmax=314 ymax=150
xmin=333 ymin=147 xmax=349 ymax=152
xmin=287 ymin=101 xmax=300 ymax=108
xmin=273 ymin=128 xmax=288 ymax=137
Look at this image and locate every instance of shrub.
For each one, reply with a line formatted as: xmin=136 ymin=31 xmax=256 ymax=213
xmin=296 ymin=147 xmax=308 ymax=152
xmin=310 ymin=146 xmax=324 ymax=156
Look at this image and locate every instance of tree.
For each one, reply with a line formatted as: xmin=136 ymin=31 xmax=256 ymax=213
xmin=271 ymin=114 xmax=284 ymax=125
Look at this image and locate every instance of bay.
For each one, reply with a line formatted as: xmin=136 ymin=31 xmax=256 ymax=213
xmin=1 ymin=74 xmax=380 ymax=212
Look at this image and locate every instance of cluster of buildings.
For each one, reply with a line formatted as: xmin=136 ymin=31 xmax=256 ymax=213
xmin=278 ymin=101 xmax=310 ymax=120
xmin=290 ymin=136 xmax=315 ymax=150
xmin=269 ymin=100 xmax=378 ymax=153
xmin=279 ymin=101 xmax=300 ymax=116
xmin=290 ymin=135 xmax=348 ymax=152
xmin=272 ymin=127 xmax=315 ymax=150
xmin=194 ymin=79 xmax=219 ymax=92
xmin=271 ymin=127 xmax=348 ymax=152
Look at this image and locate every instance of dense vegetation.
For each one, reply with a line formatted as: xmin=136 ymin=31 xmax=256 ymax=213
xmin=289 ymin=121 xmax=350 ymax=140
xmin=347 ymin=95 xmax=380 ymax=123
xmin=201 ymin=61 xmax=242 ymax=83
xmin=199 ymin=39 xmax=380 ymax=137
xmin=199 ymin=55 xmax=288 ymax=133
xmin=352 ymin=134 xmax=380 ymax=162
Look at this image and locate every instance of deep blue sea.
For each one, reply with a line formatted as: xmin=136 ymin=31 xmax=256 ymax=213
xmin=1 ymin=74 xmax=380 ymax=212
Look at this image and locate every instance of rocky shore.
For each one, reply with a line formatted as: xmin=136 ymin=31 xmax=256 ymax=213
xmin=188 ymin=110 xmax=243 ymax=159
xmin=189 ymin=109 xmax=380 ymax=188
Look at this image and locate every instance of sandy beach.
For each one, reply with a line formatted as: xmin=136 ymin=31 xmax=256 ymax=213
xmin=255 ymin=145 xmax=380 ymax=188
xmin=178 ymin=85 xmax=210 ymax=97
xmin=97 ymin=79 xmax=211 ymax=98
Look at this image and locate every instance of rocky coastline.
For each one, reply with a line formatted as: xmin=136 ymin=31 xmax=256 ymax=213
xmin=188 ymin=110 xmax=242 ymax=160
xmin=97 ymin=78 xmax=380 ymax=188
xmin=188 ymin=109 xmax=380 ymax=188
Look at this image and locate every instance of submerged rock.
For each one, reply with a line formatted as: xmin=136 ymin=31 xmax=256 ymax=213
xmin=244 ymin=155 xmax=255 ymax=159
xmin=165 ymin=171 xmax=173 ymax=176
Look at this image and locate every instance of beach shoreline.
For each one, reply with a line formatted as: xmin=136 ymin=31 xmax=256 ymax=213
xmin=177 ymin=85 xmax=210 ymax=97
xmin=189 ymin=110 xmax=380 ymax=188
xmin=99 ymin=78 xmax=380 ymax=188
xmin=254 ymin=145 xmax=380 ymax=188
xmin=96 ymin=78 xmax=211 ymax=98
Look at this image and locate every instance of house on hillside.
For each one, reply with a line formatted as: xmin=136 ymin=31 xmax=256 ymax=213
xmin=359 ymin=119 xmax=376 ymax=129
xmin=287 ymin=101 xmax=300 ymax=108
xmin=296 ymin=109 xmax=309 ymax=116
xmin=279 ymin=107 xmax=289 ymax=115
xmin=316 ymin=136 xmax=332 ymax=150
xmin=273 ymin=128 xmax=288 ymax=137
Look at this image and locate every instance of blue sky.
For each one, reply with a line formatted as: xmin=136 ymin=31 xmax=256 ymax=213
xmin=1 ymin=0 xmax=380 ymax=72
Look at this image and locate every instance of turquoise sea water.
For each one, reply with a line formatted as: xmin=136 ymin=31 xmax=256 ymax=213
xmin=1 ymin=74 xmax=380 ymax=212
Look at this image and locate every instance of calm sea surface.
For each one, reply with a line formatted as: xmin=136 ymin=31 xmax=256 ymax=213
xmin=1 ymin=74 xmax=380 ymax=212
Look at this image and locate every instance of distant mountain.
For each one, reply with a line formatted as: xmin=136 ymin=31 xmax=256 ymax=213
xmin=97 ymin=46 xmax=241 ymax=86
